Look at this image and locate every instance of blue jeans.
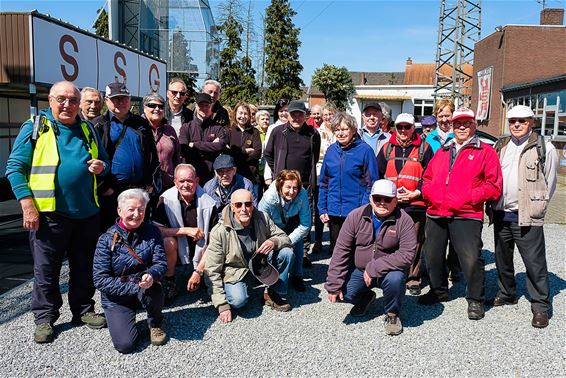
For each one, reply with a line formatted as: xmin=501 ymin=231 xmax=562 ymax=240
xmin=224 ymin=247 xmax=294 ymax=308
xmin=292 ymin=240 xmax=304 ymax=278
xmin=342 ymin=268 xmax=406 ymax=315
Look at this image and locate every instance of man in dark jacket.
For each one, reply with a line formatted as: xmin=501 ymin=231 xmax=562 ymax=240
xmin=166 ymin=77 xmax=193 ymax=138
xmin=325 ymin=180 xmax=417 ymax=336
xmin=93 ymin=82 xmax=160 ymax=230
xmin=179 ymin=93 xmax=228 ymax=183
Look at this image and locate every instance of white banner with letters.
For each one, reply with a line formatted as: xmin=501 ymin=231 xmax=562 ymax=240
xmin=476 ymin=66 xmax=492 ymax=122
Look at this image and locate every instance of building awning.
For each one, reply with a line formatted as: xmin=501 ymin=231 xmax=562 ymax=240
xmin=501 ymin=74 xmax=566 ymax=93
xmin=354 ymin=95 xmax=412 ymax=100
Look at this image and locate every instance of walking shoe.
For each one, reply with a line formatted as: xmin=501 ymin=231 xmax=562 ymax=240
xmin=311 ymin=240 xmax=323 ymax=254
xmin=72 ymin=312 xmax=107 ymax=329
xmin=531 ymin=312 xmax=549 ymax=328
xmin=467 ymin=301 xmax=485 ymax=320
xmin=384 ymin=314 xmax=403 ymax=336
xmin=407 ymin=284 xmax=422 ymax=296
xmin=149 ymin=326 xmax=168 ymax=346
xmin=349 ymin=290 xmax=376 ymax=317
xmin=418 ymin=290 xmax=449 ymax=305
xmin=263 ymin=289 xmax=292 ymax=312
xmin=291 ymin=276 xmax=307 ymax=292
xmin=163 ymin=278 xmax=179 ymax=305
xmin=34 ymin=323 xmax=54 ymax=343
xmin=303 ymin=255 xmax=313 ymax=268
xmin=493 ymin=296 xmax=517 ymax=307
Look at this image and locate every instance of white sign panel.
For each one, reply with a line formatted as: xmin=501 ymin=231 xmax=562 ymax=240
xmin=476 ymin=66 xmax=493 ymax=122
xmin=97 ymin=40 xmax=140 ymax=96
xmin=32 ymin=17 xmax=98 ymax=89
xmin=138 ymin=56 xmax=166 ymax=98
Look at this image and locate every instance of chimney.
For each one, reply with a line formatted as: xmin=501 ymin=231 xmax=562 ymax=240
xmin=540 ymin=8 xmax=564 ymax=25
xmin=406 ymin=57 xmax=413 ymax=65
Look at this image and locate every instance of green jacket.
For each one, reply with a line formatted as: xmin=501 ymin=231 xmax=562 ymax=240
xmin=205 ymin=206 xmax=291 ymax=313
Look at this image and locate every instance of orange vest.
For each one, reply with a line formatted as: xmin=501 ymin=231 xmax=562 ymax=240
xmin=383 ymin=142 xmax=426 ymax=207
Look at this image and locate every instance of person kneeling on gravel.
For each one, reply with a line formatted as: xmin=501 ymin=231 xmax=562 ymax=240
xmin=205 ymin=189 xmax=294 ymax=323
xmin=325 ymin=180 xmax=417 ymax=336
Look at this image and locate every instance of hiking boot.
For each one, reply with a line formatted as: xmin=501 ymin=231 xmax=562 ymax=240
xmin=263 ymin=289 xmax=292 ymax=312
xmin=303 ymin=255 xmax=313 ymax=268
xmin=34 ymin=323 xmax=54 ymax=344
xmin=73 ymin=312 xmax=107 ymax=329
xmin=311 ymin=240 xmax=322 ymax=254
xmin=163 ymin=278 xmax=179 ymax=305
xmin=149 ymin=326 xmax=167 ymax=346
xmin=407 ymin=284 xmax=422 ymax=296
xmin=384 ymin=314 xmax=403 ymax=336
xmin=418 ymin=290 xmax=449 ymax=305
xmin=493 ymin=296 xmax=517 ymax=307
xmin=349 ymin=290 xmax=376 ymax=317
xmin=468 ymin=301 xmax=485 ymax=320
xmin=291 ymin=276 xmax=306 ymax=292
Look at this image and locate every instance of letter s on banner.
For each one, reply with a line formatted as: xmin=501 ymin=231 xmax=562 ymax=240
xmin=114 ymin=52 xmax=127 ymax=82
xmin=149 ymin=64 xmax=160 ymax=92
xmin=59 ymin=35 xmax=79 ymax=81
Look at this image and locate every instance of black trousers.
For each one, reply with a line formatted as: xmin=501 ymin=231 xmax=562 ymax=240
xmin=328 ymin=216 xmax=347 ymax=256
xmin=494 ymin=219 xmax=549 ymax=313
xmin=424 ymin=217 xmax=485 ymax=303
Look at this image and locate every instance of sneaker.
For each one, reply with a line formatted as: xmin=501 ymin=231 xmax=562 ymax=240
xmin=149 ymin=326 xmax=168 ymax=346
xmin=468 ymin=301 xmax=485 ymax=320
xmin=311 ymin=240 xmax=322 ymax=254
xmin=418 ymin=290 xmax=449 ymax=305
xmin=73 ymin=312 xmax=107 ymax=329
xmin=349 ymin=290 xmax=376 ymax=317
xmin=163 ymin=278 xmax=178 ymax=305
xmin=303 ymin=255 xmax=313 ymax=268
xmin=493 ymin=296 xmax=517 ymax=307
xmin=407 ymin=284 xmax=422 ymax=296
xmin=34 ymin=323 xmax=54 ymax=343
xmin=384 ymin=314 xmax=403 ymax=336
xmin=263 ymin=289 xmax=292 ymax=312
xmin=291 ymin=276 xmax=306 ymax=292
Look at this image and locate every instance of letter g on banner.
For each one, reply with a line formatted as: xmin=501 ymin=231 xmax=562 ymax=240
xmin=149 ymin=64 xmax=160 ymax=93
xmin=59 ymin=35 xmax=79 ymax=81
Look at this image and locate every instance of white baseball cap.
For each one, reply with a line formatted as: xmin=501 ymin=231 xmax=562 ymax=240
xmin=506 ymin=105 xmax=534 ymax=119
xmin=370 ymin=179 xmax=397 ymax=198
xmin=452 ymin=107 xmax=475 ymax=122
xmin=395 ymin=113 xmax=415 ymax=126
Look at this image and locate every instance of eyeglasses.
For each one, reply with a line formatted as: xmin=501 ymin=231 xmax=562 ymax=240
xmin=51 ymin=95 xmax=80 ymax=105
xmin=372 ymin=195 xmax=394 ymax=203
xmin=145 ymin=103 xmax=164 ymax=110
xmin=169 ymin=90 xmax=187 ymax=97
xmin=452 ymin=120 xmax=475 ymax=128
xmin=508 ymin=118 xmax=529 ymax=124
xmin=233 ymin=201 xmax=253 ymax=209
xmin=83 ymin=99 xmax=101 ymax=106
xmin=396 ymin=124 xmax=413 ymax=131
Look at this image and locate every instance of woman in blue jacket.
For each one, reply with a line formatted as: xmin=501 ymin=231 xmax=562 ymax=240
xmin=93 ymin=189 xmax=168 ymax=353
xmin=318 ymin=112 xmax=379 ymax=255
xmin=259 ymin=169 xmax=311 ymax=291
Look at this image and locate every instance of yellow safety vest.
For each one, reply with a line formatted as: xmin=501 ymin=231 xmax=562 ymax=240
xmin=29 ymin=116 xmax=100 ymax=212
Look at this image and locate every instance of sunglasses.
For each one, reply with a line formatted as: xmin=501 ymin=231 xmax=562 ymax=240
xmin=233 ymin=201 xmax=253 ymax=209
xmin=169 ymin=90 xmax=187 ymax=97
xmin=396 ymin=124 xmax=413 ymax=131
xmin=372 ymin=195 xmax=394 ymax=203
xmin=51 ymin=95 xmax=80 ymax=105
xmin=508 ymin=118 xmax=529 ymax=124
xmin=452 ymin=120 xmax=474 ymax=128
xmin=146 ymin=103 xmax=164 ymax=110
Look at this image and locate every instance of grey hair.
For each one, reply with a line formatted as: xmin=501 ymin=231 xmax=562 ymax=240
xmin=49 ymin=81 xmax=80 ymax=97
xmin=310 ymin=104 xmax=322 ymax=112
xmin=168 ymin=77 xmax=188 ymax=91
xmin=203 ymin=79 xmax=221 ymax=92
xmin=378 ymin=102 xmax=392 ymax=120
xmin=80 ymin=87 xmax=102 ymax=99
xmin=117 ymin=188 xmax=150 ymax=209
xmin=322 ymin=104 xmax=337 ymax=113
xmin=255 ymin=109 xmax=270 ymax=123
xmin=331 ymin=112 xmax=358 ymax=132
xmin=143 ymin=92 xmax=165 ymax=106
xmin=174 ymin=163 xmax=197 ymax=178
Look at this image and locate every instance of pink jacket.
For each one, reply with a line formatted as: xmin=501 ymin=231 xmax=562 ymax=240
xmin=422 ymin=136 xmax=502 ymax=220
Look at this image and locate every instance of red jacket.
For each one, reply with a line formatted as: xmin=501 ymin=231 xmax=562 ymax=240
xmin=422 ymin=136 xmax=502 ymax=220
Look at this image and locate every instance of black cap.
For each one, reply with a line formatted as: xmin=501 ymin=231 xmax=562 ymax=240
xmin=288 ymin=100 xmax=306 ymax=113
xmin=362 ymin=103 xmax=382 ymax=112
xmin=195 ymin=92 xmax=212 ymax=104
xmin=105 ymin=82 xmax=130 ymax=98
xmin=248 ymin=253 xmax=279 ymax=287
xmin=213 ymin=154 xmax=236 ymax=170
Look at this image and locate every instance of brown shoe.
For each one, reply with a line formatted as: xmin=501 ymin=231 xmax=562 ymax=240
xmin=493 ymin=296 xmax=517 ymax=307
xmin=149 ymin=326 xmax=168 ymax=346
xmin=263 ymin=289 xmax=292 ymax=312
xmin=531 ymin=312 xmax=549 ymax=328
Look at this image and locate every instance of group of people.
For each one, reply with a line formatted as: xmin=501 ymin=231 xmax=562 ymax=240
xmin=5 ymin=77 xmax=557 ymax=353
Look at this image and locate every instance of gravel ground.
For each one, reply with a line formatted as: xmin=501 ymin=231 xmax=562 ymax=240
xmin=0 ymin=224 xmax=564 ymax=377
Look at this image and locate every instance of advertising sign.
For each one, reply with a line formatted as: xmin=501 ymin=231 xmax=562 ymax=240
xmin=476 ymin=66 xmax=492 ymax=122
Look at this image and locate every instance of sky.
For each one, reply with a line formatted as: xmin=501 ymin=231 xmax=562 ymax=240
xmin=1 ymin=0 xmax=564 ymax=86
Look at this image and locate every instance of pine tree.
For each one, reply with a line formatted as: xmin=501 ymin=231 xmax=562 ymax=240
xmin=94 ymin=8 xmax=109 ymax=39
xmin=311 ymin=64 xmax=355 ymax=111
xmin=264 ymin=0 xmax=303 ymax=103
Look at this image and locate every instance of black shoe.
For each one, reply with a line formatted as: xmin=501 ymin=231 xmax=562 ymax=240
xmin=291 ymin=276 xmax=306 ymax=292
xmin=163 ymin=278 xmax=178 ymax=305
xmin=311 ymin=240 xmax=322 ymax=254
xmin=407 ymin=285 xmax=421 ymax=296
xmin=468 ymin=301 xmax=485 ymax=320
xmin=418 ymin=290 xmax=449 ymax=305
xmin=349 ymin=290 xmax=376 ymax=317
xmin=493 ymin=296 xmax=517 ymax=307
xmin=303 ymin=255 xmax=313 ymax=268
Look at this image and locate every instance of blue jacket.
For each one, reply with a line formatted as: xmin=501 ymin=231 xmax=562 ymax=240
xmin=93 ymin=222 xmax=167 ymax=308
xmin=203 ymin=173 xmax=256 ymax=209
xmin=258 ymin=182 xmax=311 ymax=245
xmin=426 ymin=128 xmax=454 ymax=153
xmin=318 ymin=137 xmax=379 ymax=217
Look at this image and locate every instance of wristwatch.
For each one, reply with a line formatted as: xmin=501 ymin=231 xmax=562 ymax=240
xmin=195 ymin=269 xmax=204 ymax=277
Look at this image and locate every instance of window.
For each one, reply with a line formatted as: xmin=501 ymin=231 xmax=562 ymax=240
xmin=413 ymin=99 xmax=434 ymax=117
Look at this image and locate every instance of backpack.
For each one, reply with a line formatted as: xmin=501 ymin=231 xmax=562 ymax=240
xmin=494 ymin=134 xmax=546 ymax=174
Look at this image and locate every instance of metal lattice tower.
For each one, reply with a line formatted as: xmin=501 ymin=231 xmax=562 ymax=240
xmin=433 ymin=0 xmax=481 ymax=107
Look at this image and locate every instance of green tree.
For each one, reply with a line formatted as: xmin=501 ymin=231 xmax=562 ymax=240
xmin=311 ymin=64 xmax=355 ymax=111
xmin=264 ymin=0 xmax=303 ymax=103
xmin=217 ymin=0 xmax=258 ymax=107
xmin=94 ymin=8 xmax=109 ymax=38
xmin=169 ymin=30 xmax=197 ymax=100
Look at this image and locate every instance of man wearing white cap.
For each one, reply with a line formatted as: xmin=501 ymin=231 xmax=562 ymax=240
xmin=419 ymin=107 xmax=502 ymax=321
xmin=325 ymin=179 xmax=417 ymax=335
xmin=491 ymin=105 xmax=557 ymax=328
